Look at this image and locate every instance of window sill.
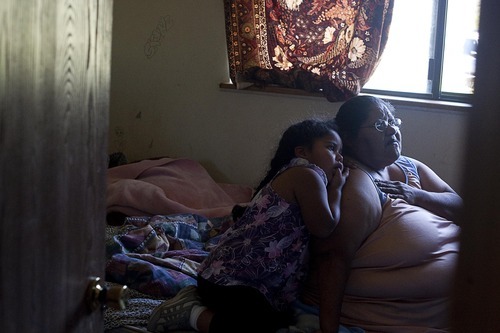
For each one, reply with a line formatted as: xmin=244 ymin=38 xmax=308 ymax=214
xmin=219 ymin=82 xmax=472 ymax=113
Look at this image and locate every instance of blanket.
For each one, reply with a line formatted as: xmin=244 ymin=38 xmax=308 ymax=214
xmin=104 ymin=213 xmax=233 ymax=330
xmin=106 ymin=157 xmax=253 ymax=219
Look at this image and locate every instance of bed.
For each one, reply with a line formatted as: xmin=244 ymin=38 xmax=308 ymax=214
xmin=103 ymin=156 xmax=327 ymax=333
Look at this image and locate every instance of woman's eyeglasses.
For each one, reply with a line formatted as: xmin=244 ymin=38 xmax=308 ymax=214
xmin=361 ymin=118 xmax=402 ymax=132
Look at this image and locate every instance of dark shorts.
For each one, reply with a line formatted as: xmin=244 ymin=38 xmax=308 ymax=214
xmin=197 ymin=276 xmax=293 ymax=333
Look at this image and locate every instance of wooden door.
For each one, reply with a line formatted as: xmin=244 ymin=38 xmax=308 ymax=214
xmin=0 ymin=0 xmax=113 ymax=332
xmin=451 ymin=0 xmax=500 ymax=331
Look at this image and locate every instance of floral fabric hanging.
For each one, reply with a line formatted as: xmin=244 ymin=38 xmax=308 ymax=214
xmin=223 ymin=0 xmax=394 ymax=102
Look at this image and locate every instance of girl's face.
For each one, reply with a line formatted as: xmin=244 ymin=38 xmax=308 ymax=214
xmin=303 ymin=130 xmax=344 ymax=182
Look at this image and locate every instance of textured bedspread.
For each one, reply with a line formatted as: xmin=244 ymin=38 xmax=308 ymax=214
xmin=104 ymin=157 xmax=254 ymax=330
xmin=104 ymin=213 xmax=233 ymax=330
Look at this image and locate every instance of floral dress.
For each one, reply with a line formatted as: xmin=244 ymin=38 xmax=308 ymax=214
xmin=198 ymin=158 xmax=328 ymax=311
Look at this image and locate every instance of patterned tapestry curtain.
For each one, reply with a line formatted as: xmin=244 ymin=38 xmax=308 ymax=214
xmin=223 ymin=0 xmax=394 ymax=102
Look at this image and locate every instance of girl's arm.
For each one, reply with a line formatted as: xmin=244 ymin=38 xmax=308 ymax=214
xmin=292 ymin=166 xmax=348 ymax=238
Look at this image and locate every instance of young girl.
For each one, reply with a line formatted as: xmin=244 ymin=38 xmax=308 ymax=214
xmin=147 ymin=118 xmax=349 ymax=333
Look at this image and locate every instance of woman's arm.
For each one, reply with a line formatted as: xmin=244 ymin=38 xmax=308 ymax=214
xmin=412 ymin=158 xmax=463 ymax=221
xmin=376 ymin=158 xmax=463 ymax=221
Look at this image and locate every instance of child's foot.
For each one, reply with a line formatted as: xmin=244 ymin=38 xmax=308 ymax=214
xmin=147 ymin=285 xmax=201 ymax=332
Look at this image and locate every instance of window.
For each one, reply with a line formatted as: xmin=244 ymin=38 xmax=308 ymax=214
xmin=362 ymin=0 xmax=480 ymax=103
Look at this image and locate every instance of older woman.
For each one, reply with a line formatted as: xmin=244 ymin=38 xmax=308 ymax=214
xmin=301 ymin=95 xmax=462 ymax=333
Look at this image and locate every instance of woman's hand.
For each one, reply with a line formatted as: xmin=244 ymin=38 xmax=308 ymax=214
xmin=374 ymin=179 xmax=416 ymax=204
xmin=375 ymin=176 xmax=462 ymax=221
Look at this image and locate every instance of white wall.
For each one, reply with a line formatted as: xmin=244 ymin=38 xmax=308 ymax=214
xmin=109 ymin=0 xmax=468 ymax=193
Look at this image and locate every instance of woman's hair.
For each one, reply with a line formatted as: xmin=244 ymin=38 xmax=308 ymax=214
xmin=334 ymin=95 xmax=395 ymax=155
xmin=254 ymin=118 xmax=337 ymax=196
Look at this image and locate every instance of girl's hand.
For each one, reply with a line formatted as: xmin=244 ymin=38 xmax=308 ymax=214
xmin=328 ymin=166 xmax=349 ymax=192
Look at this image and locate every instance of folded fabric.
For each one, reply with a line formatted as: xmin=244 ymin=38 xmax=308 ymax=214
xmin=107 ymin=157 xmax=253 ymax=219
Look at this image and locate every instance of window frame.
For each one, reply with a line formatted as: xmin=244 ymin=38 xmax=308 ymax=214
xmin=219 ymin=82 xmax=472 ymax=113
xmin=361 ymin=0 xmax=475 ymax=104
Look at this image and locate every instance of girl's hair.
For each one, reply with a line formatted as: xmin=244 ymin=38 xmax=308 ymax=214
xmin=254 ymin=118 xmax=338 ymax=196
xmin=232 ymin=118 xmax=337 ymax=221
